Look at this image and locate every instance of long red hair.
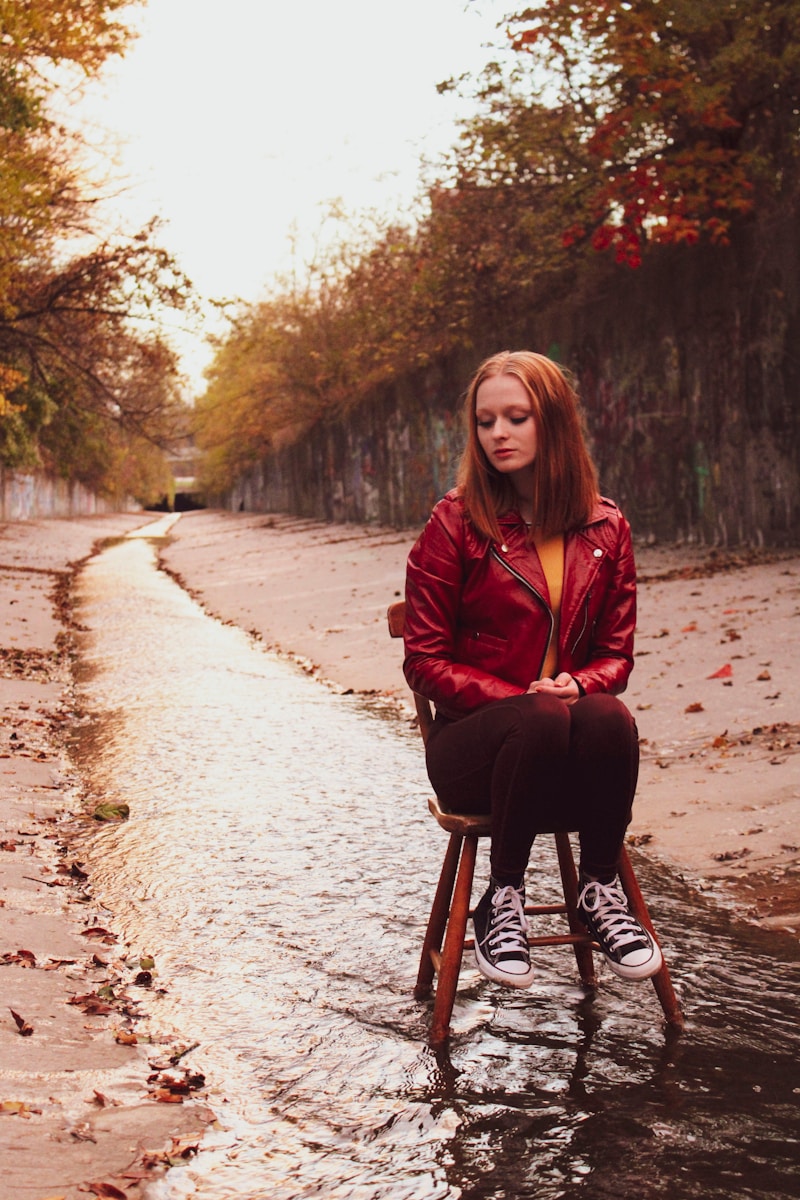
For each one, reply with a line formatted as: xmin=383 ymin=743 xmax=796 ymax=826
xmin=457 ymin=350 xmax=599 ymax=542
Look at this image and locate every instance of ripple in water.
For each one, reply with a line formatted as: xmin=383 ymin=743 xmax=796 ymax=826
xmin=69 ymin=531 xmax=800 ymax=1200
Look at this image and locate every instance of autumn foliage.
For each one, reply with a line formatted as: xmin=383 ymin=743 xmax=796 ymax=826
xmin=507 ymin=0 xmax=800 ymax=264
xmin=196 ymin=0 xmax=800 ymax=493
xmin=0 ymin=0 xmax=193 ymax=502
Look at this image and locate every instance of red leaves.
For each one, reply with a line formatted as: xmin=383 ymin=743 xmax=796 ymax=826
xmin=503 ymin=0 xmax=771 ymax=264
xmin=590 ymin=222 xmax=643 ymax=267
xmin=2 ymin=948 xmax=36 ymax=967
xmin=561 ymin=223 xmax=586 ymax=248
xmin=148 ymin=1066 xmax=206 ymax=1105
xmin=708 ymin=663 xmax=733 ymax=679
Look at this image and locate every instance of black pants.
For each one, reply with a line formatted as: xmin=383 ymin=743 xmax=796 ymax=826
xmin=425 ymin=692 xmax=639 ymax=883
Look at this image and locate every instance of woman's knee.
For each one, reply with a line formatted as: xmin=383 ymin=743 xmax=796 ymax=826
xmin=570 ymin=693 xmax=637 ymax=750
xmin=499 ymin=692 xmax=571 ymax=742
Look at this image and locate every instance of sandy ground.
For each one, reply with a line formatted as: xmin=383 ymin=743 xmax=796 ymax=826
xmin=0 ymin=514 xmax=214 ymax=1200
xmin=1 ymin=507 xmax=798 ymax=1197
xmin=159 ymin=510 xmax=800 ymax=932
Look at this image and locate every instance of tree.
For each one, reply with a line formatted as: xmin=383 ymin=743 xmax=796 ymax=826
xmin=0 ymin=1 xmax=193 ymax=501
xmin=506 ymin=0 xmax=800 ymax=263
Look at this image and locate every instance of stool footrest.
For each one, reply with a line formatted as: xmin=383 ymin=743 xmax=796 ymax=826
xmin=468 ymin=902 xmax=569 ymax=917
xmin=416 ymin=826 xmax=683 ymax=1044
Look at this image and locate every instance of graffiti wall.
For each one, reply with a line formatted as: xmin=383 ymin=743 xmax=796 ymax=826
xmin=225 ymin=215 xmax=799 ymax=546
xmin=0 ymin=470 xmax=136 ymax=521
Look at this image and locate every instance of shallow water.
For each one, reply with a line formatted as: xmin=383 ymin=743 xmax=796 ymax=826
xmin=70 ymin=525 xmax=800 ymax=1199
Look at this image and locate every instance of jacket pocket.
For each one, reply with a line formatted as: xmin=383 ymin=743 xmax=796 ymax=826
xmin=455 ymin=629 xmax=508 ymax=661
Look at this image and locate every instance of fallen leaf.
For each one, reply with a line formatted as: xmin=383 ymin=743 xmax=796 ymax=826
xmin=2 ymin=949 xmax=36 ymax=967
xmin=86 ymin=1183 xmax=128 ymax=1199
xmin=68 ymin=993 xmax=113 ymax=1015
xmin=114 ymin=1030 xmax=137 ymax=1045
xmin=685 ymin=702 xmax=705 ymax=713
xmin=92 ymin=802 xmax=130 ymax=822
xmin=712 ymin=848 xmax=751 ymax=861
xmin=9 ymin=1008 xmax=33 ymax=1036
xmin=57 ymin=861 xmax=88 ymax=880
xmin=757 ymin=670 xmax=772 ymax=681
xmin=153 ymin=1088 xmax=184 ymax=1104
xmin=1 ymin=1100 xmax=30 ymax=1115
xmin=81 ymin=927 xmax=118 ymax=943
xmin=708 ymin=663 xmax=733 ymax=679
xmin=681 ymin=622 xmax=698 ymax=632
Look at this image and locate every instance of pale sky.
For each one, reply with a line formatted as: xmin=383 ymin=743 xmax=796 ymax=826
xmin=71 ymin=0 xmax=510 ymax=392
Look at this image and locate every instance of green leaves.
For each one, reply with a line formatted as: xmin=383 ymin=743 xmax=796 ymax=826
xmin=92 ymin=802 xmax=130 ymax=822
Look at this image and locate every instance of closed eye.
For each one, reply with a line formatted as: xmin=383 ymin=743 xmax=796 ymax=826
xmin=476 ymin=412 xmax=531 ymax=429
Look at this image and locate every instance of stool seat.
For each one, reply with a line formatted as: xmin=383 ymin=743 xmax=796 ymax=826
xmin=388 ymin=600 xmax=683 ymax=1045
xmin=428 ymin=795 xmax=491 ymax=837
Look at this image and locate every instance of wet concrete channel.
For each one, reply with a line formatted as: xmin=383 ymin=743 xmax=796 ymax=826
xmin=69 ymin=521 xmax=800 ymax=1199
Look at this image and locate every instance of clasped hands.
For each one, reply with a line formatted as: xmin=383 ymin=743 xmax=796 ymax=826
xmin=527 ymin=672 xmax=581 ymax=704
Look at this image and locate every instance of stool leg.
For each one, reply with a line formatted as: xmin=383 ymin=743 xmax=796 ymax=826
xmin=430 ymin=833 xmax=479 ymax=1046
xmin=555 ymin=831 xmax=597 ymax=989
xmin=415 ymin=832 xmax=462 ymax=1000
xmin=618 ymin=846 xmax=684 ymax=1030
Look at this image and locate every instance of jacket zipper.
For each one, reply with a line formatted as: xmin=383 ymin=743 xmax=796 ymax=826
xmin=569 ymin=591 xmax=592 ymax=656
xmin=491 ymin=546 xmax=554 ymax=681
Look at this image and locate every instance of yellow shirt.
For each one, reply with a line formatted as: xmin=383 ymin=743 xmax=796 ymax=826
xmin=533 ymin=531 xmax=564 ymax=679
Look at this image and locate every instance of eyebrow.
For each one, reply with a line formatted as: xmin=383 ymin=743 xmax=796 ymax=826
xmin=475 ymin=404 xmax=532 ymax=416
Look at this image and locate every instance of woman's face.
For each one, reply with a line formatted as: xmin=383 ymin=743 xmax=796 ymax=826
xmin=475 ymin=373 xmax=538 ymax=479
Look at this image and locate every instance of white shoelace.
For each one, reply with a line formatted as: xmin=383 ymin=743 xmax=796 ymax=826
xmin=483 ymin=885 xmax=529 ymax=956
xmin=579 ymin=880 xmax=646 ymax=952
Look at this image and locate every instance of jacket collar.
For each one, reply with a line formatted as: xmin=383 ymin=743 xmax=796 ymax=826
xmin=496 ymin=497 xmax=612 ymax=534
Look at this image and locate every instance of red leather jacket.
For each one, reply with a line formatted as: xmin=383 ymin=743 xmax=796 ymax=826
xmin=404 ymin=490 xmax=636 ymax=720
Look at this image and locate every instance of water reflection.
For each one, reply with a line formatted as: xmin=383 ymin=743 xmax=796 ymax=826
xmin=70 ymin=531 xmax=800 ymax=1199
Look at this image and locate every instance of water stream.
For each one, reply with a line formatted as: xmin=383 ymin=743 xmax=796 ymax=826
xmin=69 ymin=521 xmax=800 ymax=1199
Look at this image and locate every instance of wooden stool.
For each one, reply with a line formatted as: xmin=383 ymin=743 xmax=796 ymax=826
xmin=388 ymin=600 xmax=684 ymax=1045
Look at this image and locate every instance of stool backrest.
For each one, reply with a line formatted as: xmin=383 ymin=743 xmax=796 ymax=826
xmin=387 ymin=600 xmax=435 ymax=744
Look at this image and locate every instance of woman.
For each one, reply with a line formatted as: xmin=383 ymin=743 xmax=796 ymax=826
xmin=403 ymin=350 xmax=661 ymax=989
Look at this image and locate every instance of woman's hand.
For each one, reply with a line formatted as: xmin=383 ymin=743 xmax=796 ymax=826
xmin=527 ymin=673 xmax=581 ymax=704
